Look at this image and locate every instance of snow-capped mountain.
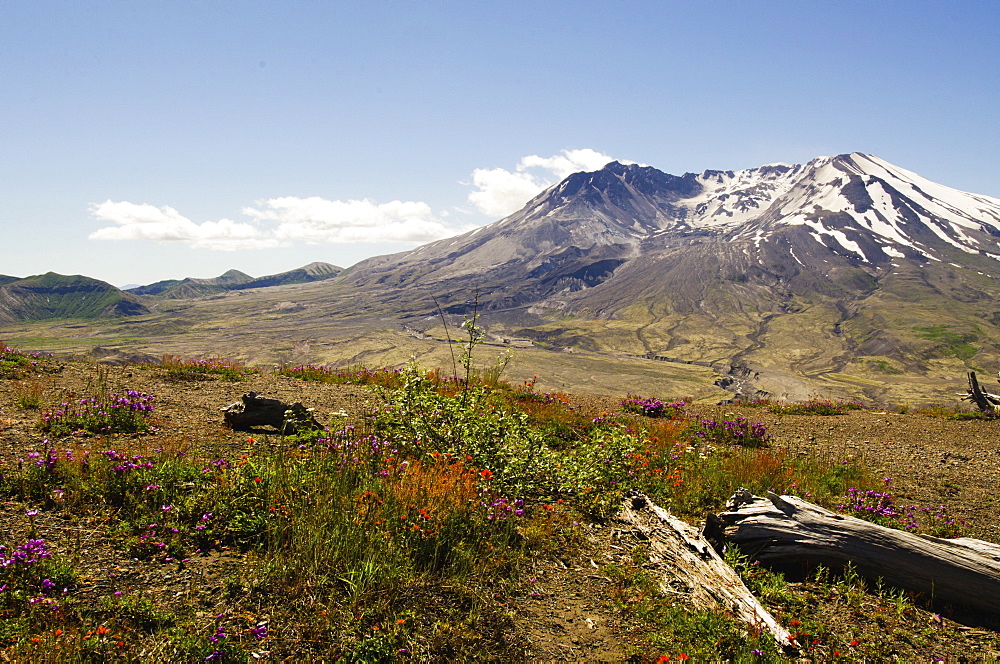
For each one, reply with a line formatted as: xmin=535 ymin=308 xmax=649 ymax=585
xmin=703 ymin=154 xmax=1000 ymax=262
xmin=344 ymin=154 xmax=1000 ymax=401
xmin=346 ymin=153 xmax=1000 ymax=297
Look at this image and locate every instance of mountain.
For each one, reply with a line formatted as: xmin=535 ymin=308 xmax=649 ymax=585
xmin=128 ymin=263 xmax=341 ymax=298
xmin=0 ymin=273 xmax=150 ymax=324
xmin=232 ymin=261 xmax=342 ymax=290
xmin=343 ymin=153 xmax=1000 ymax=400
xmin=127 ymin=269 xmax=254 ymax=298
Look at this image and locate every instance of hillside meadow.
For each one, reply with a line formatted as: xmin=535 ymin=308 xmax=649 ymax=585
xmin=2 ymin=340 xmax=1000 ymax=661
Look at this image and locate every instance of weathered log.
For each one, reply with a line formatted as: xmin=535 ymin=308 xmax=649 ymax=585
xmin=615 ymin=492 xmax=797 ymax=649
xmin=719 ymin=489 xmax=1000 ymax=615
xmin=964 ymin=371 xmax=1000 ymax=412
xmin=221 ymin=392 xmax=322 ymax=434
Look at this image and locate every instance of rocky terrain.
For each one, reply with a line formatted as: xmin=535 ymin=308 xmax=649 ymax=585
xmin=3 ymin=359 xmax=1000 ymax=659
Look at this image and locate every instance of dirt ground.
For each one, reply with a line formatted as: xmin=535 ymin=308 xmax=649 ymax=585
xmin=3 ymin=361 xmax=1000 ymax=660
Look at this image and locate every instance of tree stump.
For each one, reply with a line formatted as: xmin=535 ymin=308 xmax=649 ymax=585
xmin=719 ymin=489 xmax=1000 ymax=615
xmin=221 ymin=392 xmax=322 ymax=434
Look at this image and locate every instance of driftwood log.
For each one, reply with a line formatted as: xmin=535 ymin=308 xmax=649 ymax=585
xmin=719 ymin=490 xmax=1000 ymax=615
xmin=221 ymin=392 xmax=322 ymax=434
xmin=615 ymin=492 xmax=797 ymax=649
xmin=963 ymin=371 xmax=1000 ymax=412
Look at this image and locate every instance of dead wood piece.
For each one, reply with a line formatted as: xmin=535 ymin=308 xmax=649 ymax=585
xmin=719 ymin=489 xmax=1000 ymax=615
xmin=615 ymin=492 xmax=797 ymax=649
xmin=221 ymin=392 xmax=322 ymax=434
xmin=964 ymin=371 xmax=999 ymax=413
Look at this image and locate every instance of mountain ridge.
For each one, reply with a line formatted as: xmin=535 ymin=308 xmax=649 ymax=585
xmin=127 ymin=262 xmax=342 ymax=298
xmin=336 ymin=153 xmax=1000 ymax=401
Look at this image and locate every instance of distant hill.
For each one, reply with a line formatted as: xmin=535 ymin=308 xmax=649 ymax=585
xmin=233 ymin=262 xmax=342 ymax=290
xmin=128 ymin=262 xmax=342 ymax=298
xmin=0 ymin=272 xmax=150 ymax=324
xmin=126 ymin=269 xmax=254 ymax=298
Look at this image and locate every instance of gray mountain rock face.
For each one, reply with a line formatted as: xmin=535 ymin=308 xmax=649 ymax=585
xmin=334 ymin=153 xmax=1000 ymax=403
xmin=344 ymin=153 xmax=1000 ymax=316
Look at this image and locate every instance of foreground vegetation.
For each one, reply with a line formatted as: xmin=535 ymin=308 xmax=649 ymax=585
xmin=0 ymin=341 xmax=995 ymax=660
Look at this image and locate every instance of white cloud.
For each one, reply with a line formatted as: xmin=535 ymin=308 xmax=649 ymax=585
xmin=467 ymin=168 xmax=543 ymax=218
xmin=520 ymin=148 xmax=624 ymax=180
xmin=88 ymin=200 xmax=279 ymax=251
xmin=89 ymin=197 xmax=470 ymax=251
xmin=465 ymin=148 xmax=630 ymax=218
xmin=244 ymin=196 xmax=463 ymax=244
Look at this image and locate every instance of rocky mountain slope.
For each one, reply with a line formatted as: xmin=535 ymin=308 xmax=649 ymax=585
xmin=341 ymin=154 xmax=1000 ymax=400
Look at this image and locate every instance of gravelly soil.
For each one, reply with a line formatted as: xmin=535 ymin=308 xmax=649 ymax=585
xmin=3 ymin=361 xmax=1000 ymax=660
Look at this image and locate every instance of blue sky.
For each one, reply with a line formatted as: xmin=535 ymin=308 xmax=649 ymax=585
xmin=2 ymin=1 xmax=998 ymax=287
